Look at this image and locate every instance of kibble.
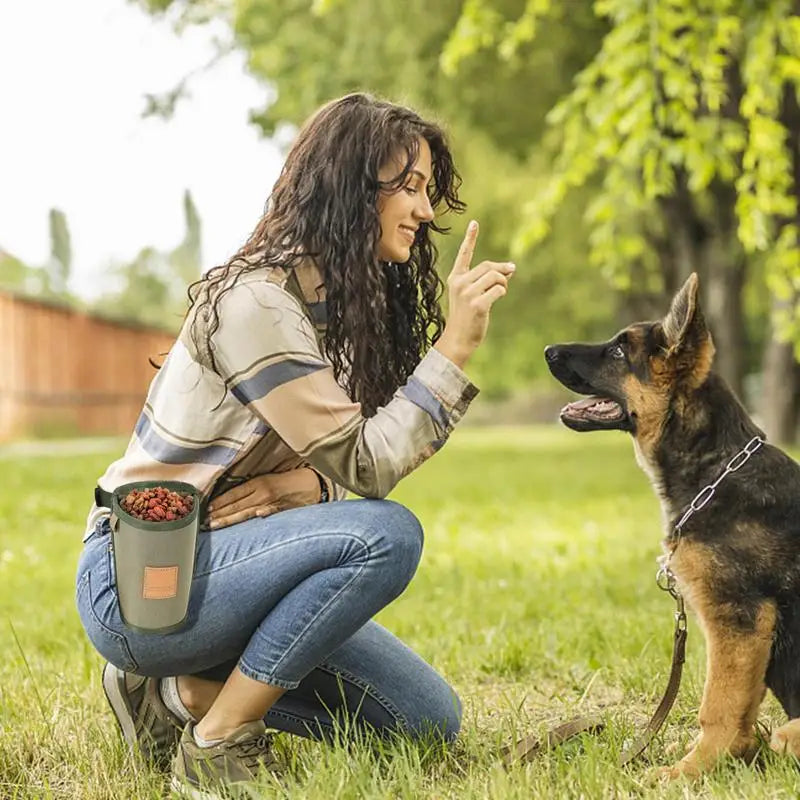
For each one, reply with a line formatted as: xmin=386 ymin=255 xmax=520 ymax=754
xmin=120 ymin=487 xmax=194 ymax=522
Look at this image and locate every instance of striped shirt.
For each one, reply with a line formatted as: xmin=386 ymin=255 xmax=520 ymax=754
xmin=84 ymin=261 xmax=478 ymax=539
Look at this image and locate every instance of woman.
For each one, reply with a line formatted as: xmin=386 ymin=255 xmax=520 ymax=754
xmin=76 ymin=92 xmax=514 ymax=797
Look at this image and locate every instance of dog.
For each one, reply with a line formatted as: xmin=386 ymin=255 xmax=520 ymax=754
xmin=544 ymin=273 xmax=800 ymax=778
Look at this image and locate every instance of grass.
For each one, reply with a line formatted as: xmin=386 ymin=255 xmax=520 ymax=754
xmin=1 ymin=425 xmax=799 ymax=798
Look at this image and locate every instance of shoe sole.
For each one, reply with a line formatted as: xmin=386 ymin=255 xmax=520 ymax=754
xmin=101 ymin=663 xmax=138 ymax=754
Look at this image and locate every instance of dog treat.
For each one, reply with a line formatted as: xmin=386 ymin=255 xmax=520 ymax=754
xmin=120 ymin=487 xmax=194 ymax=522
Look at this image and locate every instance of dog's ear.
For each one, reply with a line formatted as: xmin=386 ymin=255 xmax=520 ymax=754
xmin=663 ymin=273 xmax=703 ymax=348
xmin=662 ymin=273 xmax=714 ymax=385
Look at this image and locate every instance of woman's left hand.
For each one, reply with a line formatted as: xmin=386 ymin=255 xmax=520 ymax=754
xmin=206 ymin=468 xmax=322 ymax=529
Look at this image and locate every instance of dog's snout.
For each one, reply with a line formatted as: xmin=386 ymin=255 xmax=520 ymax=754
xmin=544 ymin=346 xmax=560 ymax=363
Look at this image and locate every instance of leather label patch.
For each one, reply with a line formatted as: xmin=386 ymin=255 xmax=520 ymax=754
xmin=142 ymin=566 xmax=179 ymax=600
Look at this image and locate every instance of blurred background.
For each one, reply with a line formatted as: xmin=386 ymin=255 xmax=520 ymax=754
xmin=2 ymin=0 xmax=800 ymax=445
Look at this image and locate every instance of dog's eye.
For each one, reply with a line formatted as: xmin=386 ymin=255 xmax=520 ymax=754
xmin=610 ymin=345 xmax=626 ymax=359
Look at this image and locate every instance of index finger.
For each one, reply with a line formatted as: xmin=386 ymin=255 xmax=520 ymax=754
xmin=452 ymin=220 xmax=479 ymax=275
xmin=207 ymin=483 xmax=254 ymax=513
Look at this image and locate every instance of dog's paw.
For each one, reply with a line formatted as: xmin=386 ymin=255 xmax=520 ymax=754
xmin=770 ymin=721 xmax=800 ymax=758
xmin=655 ymin=758 xmax=703 ymax=782
xmin=665 ymin=733 xmax=700 ymax=759
xmin=658 ymin=734 xmax=757 ymax=780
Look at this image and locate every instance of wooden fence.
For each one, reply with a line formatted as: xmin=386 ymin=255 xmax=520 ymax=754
xmin=0 ymin=291 xmax=176 ymax=441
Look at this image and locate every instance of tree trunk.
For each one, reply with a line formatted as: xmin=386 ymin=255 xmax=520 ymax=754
xmin=759 ymin=295 xmax=799 ymax=445
xmin=642 ymin=174 xmax=747 ymax=399
xmin=763 ymin=82 xmax=800 ymax=444
xmin=703 ymin=250 xmax=746 ymax=400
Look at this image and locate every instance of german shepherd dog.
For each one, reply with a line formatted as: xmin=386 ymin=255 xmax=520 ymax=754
xmin=544 ymin=273 xmax=800 ymax=778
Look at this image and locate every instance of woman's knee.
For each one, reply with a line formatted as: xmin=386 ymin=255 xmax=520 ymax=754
xmin=353 ymin=499 xmax=423 ymax=591
xmin=384 ymin=499 xmax=424 ymax=569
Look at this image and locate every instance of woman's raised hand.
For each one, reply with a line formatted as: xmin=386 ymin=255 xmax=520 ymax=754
xmin=434 ymin=220 xmax=514 ymax=369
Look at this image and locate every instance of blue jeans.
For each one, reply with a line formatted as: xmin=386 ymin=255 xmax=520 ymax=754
xmin=75 ymin=499 xmax=461 ymax=741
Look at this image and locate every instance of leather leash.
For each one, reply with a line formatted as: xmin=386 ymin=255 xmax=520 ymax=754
xmin=500 ymin=584 xmax=686 ymax=767
xmin=501 ymin=436 xmax=764 ymax=769
xmin=618 ymin=579 xmax=686 ymax=766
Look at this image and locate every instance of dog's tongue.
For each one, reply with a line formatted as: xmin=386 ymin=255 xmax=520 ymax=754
xmin=562 ymin=396 xmax=624 ymax=420
xmin=569 ymin=397 xmax=606 ymax=410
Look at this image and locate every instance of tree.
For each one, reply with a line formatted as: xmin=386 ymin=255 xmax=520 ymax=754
xmin=100 ymin=246 xmax=174 ymax=328
xmin=134 ymin=0 xmax=617 ymax=396
xmin=0 ymin=208 xmax=75 ymax=303
xmin=45 ymin=207 xmax=72 ymax=297
xmin=443 ymin=0 xmax=800 ymax=440
xmin=169 ymin=189 xmax=203 ymax=289
xmin=93 ymin=189 xmax=204 ymax=331
xmin=0 ymin=250 xmax=38 ymax=293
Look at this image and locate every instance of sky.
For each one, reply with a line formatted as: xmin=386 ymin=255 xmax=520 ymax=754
xmin=0 ymin=0 xmax=285 ymax=299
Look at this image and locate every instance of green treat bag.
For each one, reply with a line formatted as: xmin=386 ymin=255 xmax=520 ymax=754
xmin=110 ymin=480 xmax=200 ymax=634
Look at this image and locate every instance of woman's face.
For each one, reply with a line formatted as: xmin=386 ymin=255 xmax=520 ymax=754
xmin=376 ymin=137 xmax=435 ymax=263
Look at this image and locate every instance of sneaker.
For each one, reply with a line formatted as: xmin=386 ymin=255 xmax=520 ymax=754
xmin=170 ymin=720 xmax=281 ymax=798
xmin=102 ymin=662 xmax=184 ymax=770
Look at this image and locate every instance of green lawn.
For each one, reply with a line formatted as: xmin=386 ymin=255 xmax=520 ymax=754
xmin=2 ymin=426 xmax=800 ymax=798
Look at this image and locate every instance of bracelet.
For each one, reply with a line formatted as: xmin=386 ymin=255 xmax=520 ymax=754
xmin=311 ymin=468 xmax=330 ymax=503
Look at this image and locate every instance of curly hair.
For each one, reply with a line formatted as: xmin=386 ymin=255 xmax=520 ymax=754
xmin=187 ymin=92 xmax=465 ymax=416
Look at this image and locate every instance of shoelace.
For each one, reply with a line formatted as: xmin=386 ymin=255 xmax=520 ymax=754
xmin=233 ymin=733 xmax=276 ymax=771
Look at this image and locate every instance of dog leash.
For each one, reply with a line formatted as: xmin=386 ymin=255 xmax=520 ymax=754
xmin=500 ymin=579 xmax=687 ymax=768
xmin=618 ymin=570 xmax=687 ymax=765
xmin=501 ymin=435 xmax=765 ymax=768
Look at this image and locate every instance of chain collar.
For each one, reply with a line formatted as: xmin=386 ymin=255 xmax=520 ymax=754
xmin=656 ymin=435 xmax=765 ymax=610
xmin=670 ymin=435 xmax=765 ymax=536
